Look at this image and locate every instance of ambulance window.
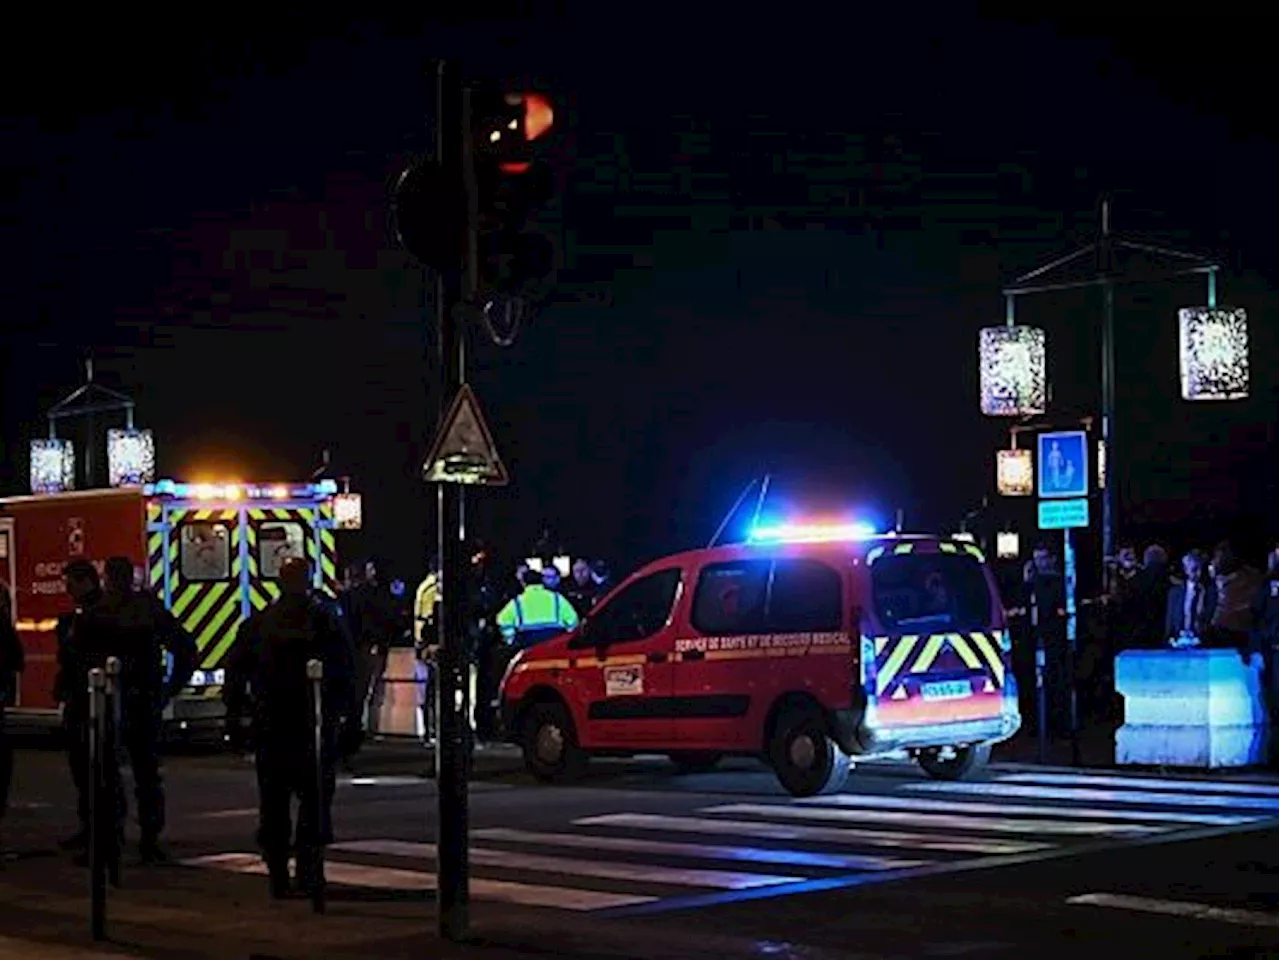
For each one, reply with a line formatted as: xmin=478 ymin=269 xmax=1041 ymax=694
xmin=259 ymin=522 xmax=306 ymax=579
xmin=590 ymin=568 xmax=682 ymax=644
xmin=767 ymin=559 xmax=843 ymax=633
xmin=871 ymin=554 xmax=994 ymax=633
xmin=180 ymin=523 xmax=231 ymax=582
xmin=691 ymin=560 xmax=770 ymax=636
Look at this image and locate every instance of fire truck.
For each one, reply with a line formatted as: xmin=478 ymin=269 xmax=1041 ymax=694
xmin=0 ymin=479 xmax=342 ymax=731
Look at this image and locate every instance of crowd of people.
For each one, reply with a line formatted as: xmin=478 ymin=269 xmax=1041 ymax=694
xmin=1015 ymin=538 xmax=1278 ymax=764
xmin=336 ymin=549 xmax=615 ymax=749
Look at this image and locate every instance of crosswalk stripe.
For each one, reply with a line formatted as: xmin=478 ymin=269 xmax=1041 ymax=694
xmin=574 ymin=813 xmax=1051 ymax=855
xmin=471 ymin=827 xmax=929 ymax=871
xmin=331 ymin=839 xmax=803 ymax=890
xmin=702 ymin=803 xmax=1162 ymax=837
xmin=791 ymin=793 xmax=1255 ymax=826
xmin=1067 ymin=893 xmax=1279 ymax=928
xmin=904 ymin=782 xmax=1280 ymax=812
xmin=182 ymin=852 xmax=656 ymax=911
xmin=998 ymin=773 xmax=1280 ymax=796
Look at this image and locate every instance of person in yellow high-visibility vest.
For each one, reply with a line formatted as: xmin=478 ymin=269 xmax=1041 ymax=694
xmin=412 ymin=568 xmax=440 ymax=742
xmin=496 ymin=567 xmax=579 ymax=651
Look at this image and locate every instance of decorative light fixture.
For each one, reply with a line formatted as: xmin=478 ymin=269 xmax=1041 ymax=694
xmin=996 ymin=531 xmax=1020 ymax=560
xmin=333 ymin=492 xmax=363 ymax=530
xmin=30 ymin=439 xmax=75 ymax=494
xmin=107 ymin=428 xmax=156 ymax=487
xmin=1097 ymin=440 xmax=1106 ymax=491
xmin=996 ymin=448 xmax=1034 ymax=497
xmin=1179 ymin=307 xmax=1249 ymax=401
xmin=979 ymin=325 xmax=1046 ymax=416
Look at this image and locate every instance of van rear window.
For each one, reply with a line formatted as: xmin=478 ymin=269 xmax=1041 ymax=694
xmin=870 ymin=554 xmax=993 ymax=634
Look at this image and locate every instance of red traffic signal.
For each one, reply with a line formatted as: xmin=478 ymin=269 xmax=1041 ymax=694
xmin=480 ymin=92 xmax=555 ymax=174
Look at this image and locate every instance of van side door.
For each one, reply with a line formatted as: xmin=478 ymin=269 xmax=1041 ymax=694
xmin=567 ymin=567 xmax=683 ymax=748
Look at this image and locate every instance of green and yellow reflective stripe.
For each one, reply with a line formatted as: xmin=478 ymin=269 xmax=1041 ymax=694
xmin=909 ymin=634 xmax=946 ymax=673
xmin=946 ymin=633 xmax=984 ymax=670
xmin=893 ymin=542 xmax=913 ymax=554
xmin=969 ymin=631 xmax=1005 ymax=684
xmin=939 ymin=541 xmax=958 ymax=553
xmin=183 ymin=583 xmax=230 ymax=643
xmin=200 ymin=593 xmax=244 ymax=668
xmin=171 ymin=583 xmax=202 ymax=619
xmin=877 ymin=635 xmax=919 ymax=695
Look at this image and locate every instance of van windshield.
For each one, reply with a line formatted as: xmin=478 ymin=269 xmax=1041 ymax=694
xmin=870 ymin=553 xmax=994 ymax=634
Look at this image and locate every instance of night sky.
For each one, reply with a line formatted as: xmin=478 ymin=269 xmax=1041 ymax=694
xmin=2 ymin=7 xmax=1275 ymax=583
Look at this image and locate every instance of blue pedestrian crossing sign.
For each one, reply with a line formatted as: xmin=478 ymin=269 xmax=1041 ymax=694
xmin=1038 ymin=430 xmax=1088 ymax=499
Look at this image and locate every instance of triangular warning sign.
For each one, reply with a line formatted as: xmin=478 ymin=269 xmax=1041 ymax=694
xmin=423 ymin=384 xmax=509 ymax=486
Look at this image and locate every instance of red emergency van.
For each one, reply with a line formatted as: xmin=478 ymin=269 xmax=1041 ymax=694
xmin=498 ymin=525 xmax=1020 ymax=796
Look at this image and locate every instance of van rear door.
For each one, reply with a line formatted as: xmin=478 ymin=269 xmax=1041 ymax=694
xmin=863 ymin=542 xmax=1008 ymax=727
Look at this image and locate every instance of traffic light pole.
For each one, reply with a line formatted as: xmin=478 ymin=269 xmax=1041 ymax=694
xmin=434 ymin=58 xmax=471 ymax=942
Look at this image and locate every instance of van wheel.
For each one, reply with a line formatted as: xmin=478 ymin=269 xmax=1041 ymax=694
xmin=521 ymin=703 xmax=585 ymax=783
xmin=769 ymin=710 xmax=850 ymax=797
xmin=918 ymin=743 xmax=990 ymax=781
xmin=668 ymin=752 xmax=722 ymax=775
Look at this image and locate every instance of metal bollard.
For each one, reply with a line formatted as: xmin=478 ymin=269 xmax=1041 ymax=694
xmin=103 ymin=657 xmax=122 ymax=888
xmin=306 ymin=658 xmax=326 ymax=915
xmin=87 ymin=668 xmax=107 ymax=941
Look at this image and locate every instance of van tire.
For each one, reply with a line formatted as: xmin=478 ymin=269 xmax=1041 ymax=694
xmin=769 ymin=710 xmax=850 ymax=797
xmin=521 ymin=702 xmax=585 ymax=783
xmin=668 ymin=752 xmax=722 ymax=775
xmin=918 ymin=743 xmax=991 ymax=781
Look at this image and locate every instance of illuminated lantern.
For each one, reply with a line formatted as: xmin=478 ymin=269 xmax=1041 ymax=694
xmin=1179 ymin=307 xmax=1249 ymax=401
xmin=979 ymin=326 xmax=1047 ymax=416
xmin=996 ymin=449 xmax=1034 ymax=497
xmin=333 ymin=492 xmax=363 ymax=530
xmin=30 ymin=439 xmax=75 ymax=494
xmin=107 ymin=428 xmax=156 ymax=487
xmin=996 ymin=531 xmax=1020 ymax=560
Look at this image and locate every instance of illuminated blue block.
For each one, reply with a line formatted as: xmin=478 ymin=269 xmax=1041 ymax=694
xmin=1115 ymin=649 xmax=1269 ymax=768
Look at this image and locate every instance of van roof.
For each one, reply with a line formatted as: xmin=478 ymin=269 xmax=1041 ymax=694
xmin=635 ymin=534 xmax=983 ymax=574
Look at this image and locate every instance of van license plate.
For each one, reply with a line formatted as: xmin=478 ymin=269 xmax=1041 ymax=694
xmin=921 ymin=680 xmax=972 ymax=701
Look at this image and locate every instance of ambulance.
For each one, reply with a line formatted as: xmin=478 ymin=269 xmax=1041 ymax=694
xmin=498 ymin=522 xmax=1020 ymax=797
xmin=0 ymin=479 xmax=342 ymax=732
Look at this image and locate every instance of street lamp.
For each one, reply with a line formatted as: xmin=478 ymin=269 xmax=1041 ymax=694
xmin=996 ymin=447 xmax=1034 ymax=497
xmin=979 ymin=324 xmax=1047 ymax=417
xmin=993 ymin=198 xmax=1246 ymax=566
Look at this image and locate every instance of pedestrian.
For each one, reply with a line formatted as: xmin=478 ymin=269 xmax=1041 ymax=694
xmin=102 ymin=557 xmax=197 ymax=863
xmin=1207 ymin=541 xmax=1263 ymax=653
xmin=496 ymin=567 xmax=580 ymax=652
xmin=562 ymin=559 xmax=600 ymax=618
xmin=54 ymin=560 xmax=122 ymax=861
xmin=1250 ymin=548 xmax=1278 ymax=766
xmin=0 ymin=582 xmax=23 ymax=853
xmin=223 ymin=557 xmax=357 ymax=899
xmin=1165 ymin=549 xmax=1217 ymax=643
xmin=340 ymin=560 xmax=395 ymax=755
xmin=1023 ymin=544 xmax=1069 ymax=738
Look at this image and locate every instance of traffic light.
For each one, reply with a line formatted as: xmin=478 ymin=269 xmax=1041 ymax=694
xmin=391 ymin=160 xmax=462 ymax=271
xmin=471 ymin=90 xmax=558 ymax=301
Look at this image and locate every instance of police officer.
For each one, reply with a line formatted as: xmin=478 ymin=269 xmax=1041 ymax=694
xmin=223 ymin=557 xmax=356 ymax=899
xmin=54 ymin=560 xmax=121 ymax=861
xmin=495 ymin=566 xmax=579 ymax=652
xmin=102 ymin=557 xmax=197 ymax=863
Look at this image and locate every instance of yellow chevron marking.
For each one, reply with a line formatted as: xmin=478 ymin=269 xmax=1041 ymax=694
xmin=910 ymin=635 xmax=946 ymax=673
xmin=939 ymin=542 xmax=958 ymax=553
xmin=262 ymin=581 xmax=281 ymax=601
xmin=320 ymin=554 xmax=337 ymax=581
xmin=249 ymin=586 xmax=269 ymax=611
xmin=947 ymin=633 xmax=984 ymax=670
xmin=874 ymin=635 xmax=889 ymax=656
xmin=876 ymin=635 xmax=918 ymax=695
xmin=184 ymin=583 xmax=230 ymax=641
xmin=148 ymin=532 xmax=163 ymax=555
xmin=963 ymin=544 xmax=985 ymax=560
xmin=168 ymin=510 xmax=187 ymax=524
xmin=296 ymin=509 xmax=314 ymax=522
xmin=192 ymin=509 xmax=212 ymax=521
xmin=893 ymin=543 xmax=913 ymax=554
xmin=248 ymin=509 xmax=266 ymax=521
xmin=272 ymin=508 xmax=292 ymax=520
xmin=172 ymin=584 xmax=203 ymax=619
xmin=150 ymin=563 xmax=164 ymax=587
xmin=969 ymin=632 xmax=1005 ymax=685
xmin=199 ymin=595 xmax=245 ymax=668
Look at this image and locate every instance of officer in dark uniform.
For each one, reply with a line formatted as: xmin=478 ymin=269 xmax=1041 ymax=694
xmin=102 ymin=557 xmax=197 ymax=862
xmin=54 ymin=560 xmax=120 ymax=860
xmin=223 ymin=557 xmax=356 ymax=899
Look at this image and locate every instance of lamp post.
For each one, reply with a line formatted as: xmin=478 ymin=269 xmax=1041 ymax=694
xmin=997 ymin=198 xmax=1242 ymax=577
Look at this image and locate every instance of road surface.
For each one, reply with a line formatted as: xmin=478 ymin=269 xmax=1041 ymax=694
xmin=0 ymin=744 xmax=1275 ymax=958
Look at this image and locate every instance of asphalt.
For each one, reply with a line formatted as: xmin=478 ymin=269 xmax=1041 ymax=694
xmin=0 ymin=739 xmax=1275 ymax=959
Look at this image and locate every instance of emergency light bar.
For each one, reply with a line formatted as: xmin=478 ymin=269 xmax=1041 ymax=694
xmin=748 ymin=521 xmax=880 ymax=544
xmin=143 ymin=479 xmax=339 ymax=500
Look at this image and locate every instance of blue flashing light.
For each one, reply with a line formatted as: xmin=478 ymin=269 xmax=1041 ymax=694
xmin=316 ymin=479 xmax=338 ymax=495
xmin=749 ymin=521 xmax=880 ymax=544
